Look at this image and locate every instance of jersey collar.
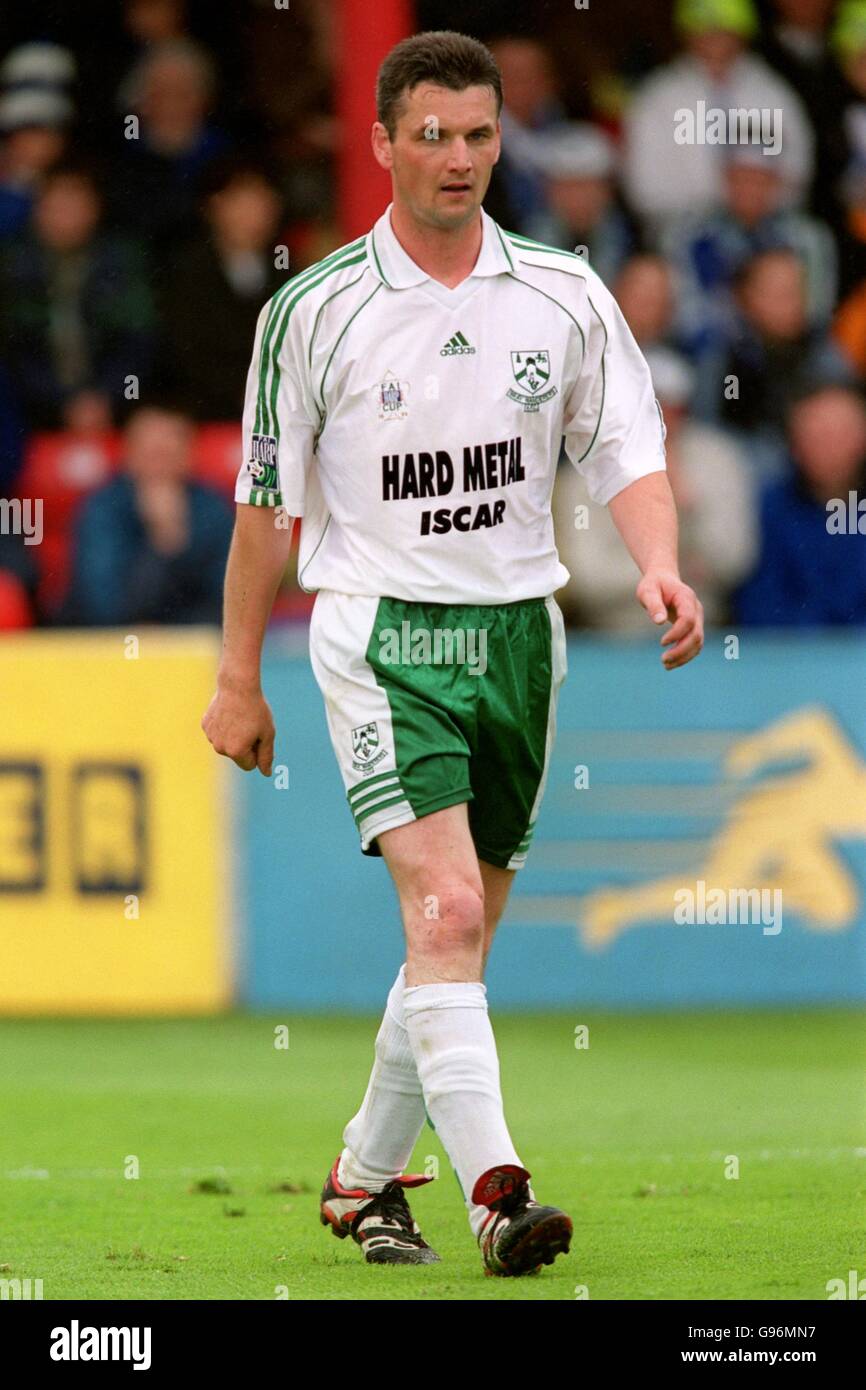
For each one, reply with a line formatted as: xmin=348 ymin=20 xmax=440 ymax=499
xmin=368 ymin=202 xmax=515 ymax=289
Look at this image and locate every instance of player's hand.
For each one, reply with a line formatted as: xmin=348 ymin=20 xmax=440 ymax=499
xmin=201 ymin=681 xmax=276 ymax=775
xmin=636 ymin=568 xmax=704 ymax=670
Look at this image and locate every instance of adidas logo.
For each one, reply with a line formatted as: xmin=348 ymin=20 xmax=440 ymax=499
xmin=440 ymin=331 xmax=476 ymax=356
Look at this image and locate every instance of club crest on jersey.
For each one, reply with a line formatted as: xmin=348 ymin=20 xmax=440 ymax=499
xmin=351 ymin=721 xmax=386 ymax=771
xmin=374 ymin=371 xmax=410 ymax=421
xmin=507 ymin=350 xmax=558 ymax=412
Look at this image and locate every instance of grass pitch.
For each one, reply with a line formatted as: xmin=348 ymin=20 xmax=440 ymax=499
xmin=0 ymin=1011 xmax=862 ymax=1300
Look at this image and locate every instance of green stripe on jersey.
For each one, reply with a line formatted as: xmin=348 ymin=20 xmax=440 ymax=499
xmin=255 ymin=238 xmax=367 ymax=437
xmin=505 ymin=232 xmax=586 ymax=264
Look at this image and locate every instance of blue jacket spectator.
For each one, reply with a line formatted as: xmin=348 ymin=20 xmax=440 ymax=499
xmin=663 ymin=146 xmax=838 ymax=358
xmin=64 ymin=405 xmax=233 ymax=626
xmin=735 ymin=385 xmax=866 ymax=625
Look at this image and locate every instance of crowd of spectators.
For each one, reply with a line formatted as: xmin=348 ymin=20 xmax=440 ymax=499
xmin=0 ymin=0 xmax=864 ymax=630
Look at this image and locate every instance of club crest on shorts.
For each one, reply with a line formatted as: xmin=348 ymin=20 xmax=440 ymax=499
xmin=507 ymin=350 xmax=558 ymax=412
xmin=374 ymin=371 xmax=410 ymax=421
xmin=351 ymin=721 xmax=386 ymax=771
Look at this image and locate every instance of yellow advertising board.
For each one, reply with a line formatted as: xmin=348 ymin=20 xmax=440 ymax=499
xmin=0 ymin=630 xmax=232 ymax=1013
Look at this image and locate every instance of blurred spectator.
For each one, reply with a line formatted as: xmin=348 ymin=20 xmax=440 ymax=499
xmin=0 ymin=162 xmax=156 ymax=431
xmin=663 ymin=144 xmax=838 ymax=358
xmin=0 ymin=44 xmax=74 ymax=239
xmin=159 ymin=157 xmax=286 ymax=420
xmin=64 ymin=404 xmax=232 ymax=626
xmin=613 ymin=253 xmax=679 ymax=351
xmin=735 ymin=384 xmax=866 ymax=625
xmin=759 ymin=0 xmax=843 ymax=221
xmin=553 ymin=347 xmax=756 ymax=630
xmin=832 ymin=268 xmax=866 ymax=374
xmin=623 ymin=0 xmax=814 ymax=235
xmin=106 ymin=38 xmax=230 ymax=266
xmin=486 ymin=36 xmax=568 ymax=229
xmin=524 ymin=123 xmax=636 ymax=285
xmin=0 ymin=531 xmax=38 ymax=629
xmin=711 ymin=248 xmax=853 ymax=461
xmin=242 ymin=0 xmax=335 ymax=222
xmin=0 ymin=361 xmax=24 ymax=492
xmin=825 ymin=0 xmax=866 ymax=295
xmin=123 ymin=0 xmax=190 ymax=51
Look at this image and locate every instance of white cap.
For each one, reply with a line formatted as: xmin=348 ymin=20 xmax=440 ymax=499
xmin=537 ymin=123 xmax=616 ymax=181
xmin=0 ymin=87 xmax=73 ymax=131
xmin=644 ymin=346 xmax=695 ymax=407
xmin=0 ymin=43 xmax=76 ymax=86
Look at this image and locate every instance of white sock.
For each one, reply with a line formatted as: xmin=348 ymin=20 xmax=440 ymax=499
xmin=337 ymin=965 xmax=428 ymax=1192
xmin=403 ymin=979 xmax=524 ymax=1237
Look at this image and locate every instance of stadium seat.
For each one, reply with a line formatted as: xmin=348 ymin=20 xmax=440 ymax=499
xmin=15 ymin=432 xmax=123 ymax=615
xmin=0 ymin=570 xmax=33 ymax=629
xmin=193 ymin=423 xmax=243 ymax=499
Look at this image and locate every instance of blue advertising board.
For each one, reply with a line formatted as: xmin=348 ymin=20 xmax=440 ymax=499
xmin=240 ymin=631 xmax=866 ymax=1010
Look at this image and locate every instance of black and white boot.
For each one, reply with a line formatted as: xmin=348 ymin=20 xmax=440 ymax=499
xmin=319 ymin=1157 xmax=441 ymax=1265
xmin=474 ymin=1164 xmax=572 ymax=1276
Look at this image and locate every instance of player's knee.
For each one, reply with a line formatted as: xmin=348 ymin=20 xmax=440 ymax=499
xmin=419 ymin=881 xmax=485 ymax=957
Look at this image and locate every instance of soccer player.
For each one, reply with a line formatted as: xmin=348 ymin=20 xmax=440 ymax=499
xmin=202 ymin=30 xmax=704 ymax=1277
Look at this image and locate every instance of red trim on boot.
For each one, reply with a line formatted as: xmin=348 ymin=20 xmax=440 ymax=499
xmin=471 ymin=1164 xmax=531 ymax=1207
xmin=329 ymin=1155 xmax=434 ymax=1196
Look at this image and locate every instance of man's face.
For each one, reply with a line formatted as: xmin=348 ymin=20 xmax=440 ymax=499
xmin=489 ymin=39 xmax=553 ymax=126
xmin=739 ymin=253 xmax=806 ymax=340
xmin=35 ymin=177 xmax=100 ymax=250
xmin=372 ymin=83 xmax=501 ymax=231
xmin=790 ymin=391 xmax=866 ymax=496
xmin=125 ymin=410 xmax=194 ymax=484
xmin=687 ymin=29 xmax=743 ymax=79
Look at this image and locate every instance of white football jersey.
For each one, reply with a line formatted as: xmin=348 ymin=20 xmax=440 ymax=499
xmin=235 ymin=203 xmax=666 ymax=604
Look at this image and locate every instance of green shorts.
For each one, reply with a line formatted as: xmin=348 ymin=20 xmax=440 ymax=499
xmin=307 ymin=590 xmax=568 ymax=869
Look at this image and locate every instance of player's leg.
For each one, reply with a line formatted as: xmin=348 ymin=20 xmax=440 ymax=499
xmin=311 ymin=591 xmax=476 ymax=1263
xmin=378 ymin=803 xmax=522 ymax=1193
xmin=327 ymin=855 xmax=514 ymax=1236
xmin=448 ymin=594 xmax=571 ymax=1273
xmin=479 ymin=858 xmax=515 ymax=969
xmin=378 ymin=803 xmax=570 ymax=1274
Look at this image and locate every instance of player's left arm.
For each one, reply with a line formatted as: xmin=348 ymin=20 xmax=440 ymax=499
xmin=561 ymin=270 xmax=703 ymax=670
xmin=608 ymin=470 xmax=704 ymax=670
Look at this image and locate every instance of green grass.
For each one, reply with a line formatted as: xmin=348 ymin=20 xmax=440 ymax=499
xmin=0 ymin=1011 xmax=863 ymax=1300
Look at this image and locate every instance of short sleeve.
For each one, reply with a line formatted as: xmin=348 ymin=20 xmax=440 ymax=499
xmin=235 ymin=297 xmax=317 ymax=515
xmin=563 ymin=278 xmax=666 ymax=506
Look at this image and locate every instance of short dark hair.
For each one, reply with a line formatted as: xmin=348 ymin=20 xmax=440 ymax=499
xmin=196 ymin=151 xmax=281 ymax=202
xmin=376 ymin=30 xmax=502 ymax=139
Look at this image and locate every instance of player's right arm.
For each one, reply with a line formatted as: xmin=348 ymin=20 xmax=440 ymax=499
xmin=201 ymin=289 xmax=317 ymax=774
xmin=201 ymin=506 xmax=293 ymax=775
